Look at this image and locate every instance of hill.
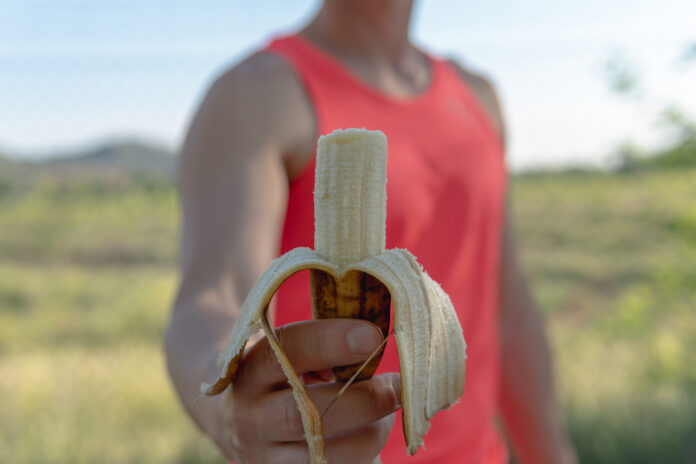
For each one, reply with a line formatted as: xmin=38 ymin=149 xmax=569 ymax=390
xmin=0 ymin=140 xmax=176 ymax=180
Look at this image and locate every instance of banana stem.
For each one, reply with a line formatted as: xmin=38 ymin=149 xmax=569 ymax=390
xmin=260 ymin=311 xmax=327 ymax=464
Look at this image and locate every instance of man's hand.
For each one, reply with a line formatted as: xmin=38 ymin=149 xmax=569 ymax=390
xmin=208 ymin=318 xmax=401 ymax=464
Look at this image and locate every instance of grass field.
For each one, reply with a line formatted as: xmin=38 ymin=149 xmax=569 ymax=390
xmin=0 ymin=167 xmax=694 ymax=463
xmin=513 ymin=169 xmax=696 ymax=463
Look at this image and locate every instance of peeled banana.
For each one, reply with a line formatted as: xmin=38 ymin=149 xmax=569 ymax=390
xmin=202 ymin=129 xmax=467 ymax=463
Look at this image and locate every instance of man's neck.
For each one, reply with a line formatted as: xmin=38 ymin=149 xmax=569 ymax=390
xmin=303 ymin=0 xmax=415 ymax=66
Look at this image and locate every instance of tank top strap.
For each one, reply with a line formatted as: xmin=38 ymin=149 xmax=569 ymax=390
xmin=264 ymin=34 xmax=355 ymax=131
xmin=264 ymin=34 xmax=501 ymax=147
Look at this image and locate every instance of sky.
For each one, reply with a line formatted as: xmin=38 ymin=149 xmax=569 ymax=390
xmin=1 ymin=0 xmax=694 ymax=169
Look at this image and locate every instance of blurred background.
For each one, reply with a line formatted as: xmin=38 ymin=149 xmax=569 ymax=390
xmin=0 ymin=1 xmax=694 ymax=463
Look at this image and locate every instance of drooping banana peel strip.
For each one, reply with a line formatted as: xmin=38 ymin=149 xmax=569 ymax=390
xmin=201 ymin=129 xmax=467 ymax=463
xmin=347 ymin=249 xmax=467 ymax=454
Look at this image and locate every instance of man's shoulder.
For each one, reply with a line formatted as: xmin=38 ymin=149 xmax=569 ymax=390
xmin=210 ymin=52 xmax=304 ymax=110
xmin=202 ymin=51 xmax=315 ymax=176
xmin=447 ymin=60 xmax=506 ymax=143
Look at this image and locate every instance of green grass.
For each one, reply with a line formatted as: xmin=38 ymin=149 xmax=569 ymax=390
xmin=512 ymin=169 xmax=696 ymax=463
xmin=0 ymin=177 xmax=221 ymax=464
xmin=0 ymin=168 xmax=695 ymax=463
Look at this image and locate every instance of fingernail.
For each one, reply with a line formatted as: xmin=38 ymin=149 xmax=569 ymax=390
xmin=346 ymin=324 xmax=381 ymax=354
xmin=391 ymin=374 xmax=402 ymax=408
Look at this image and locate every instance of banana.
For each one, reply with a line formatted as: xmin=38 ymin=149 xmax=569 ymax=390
xmin=201 ymin=129 xmax=467 ymax=463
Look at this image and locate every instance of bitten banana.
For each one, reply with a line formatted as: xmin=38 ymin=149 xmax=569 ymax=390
xmin=201 ymin=129 xmax=467 ymax=463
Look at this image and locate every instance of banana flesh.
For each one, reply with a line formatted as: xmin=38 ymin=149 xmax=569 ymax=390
xmin=311 ymin=130 xmax=392 ymax=380
xmin=202 ymin=129 xmax=467 ymax=462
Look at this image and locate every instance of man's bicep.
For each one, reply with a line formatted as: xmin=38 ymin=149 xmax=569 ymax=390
xmin=177 ymin=70 xmax=289 ymax=311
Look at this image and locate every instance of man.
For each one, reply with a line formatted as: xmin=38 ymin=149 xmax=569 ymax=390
xmin=165 ymin=1 xmax=577 ymax=462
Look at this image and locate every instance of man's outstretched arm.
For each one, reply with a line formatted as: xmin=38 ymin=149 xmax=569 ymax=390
xmin=164 ymin=53 xmax=399 ymax=463
xmin=499 ymin=207 xmax=578 ymax=464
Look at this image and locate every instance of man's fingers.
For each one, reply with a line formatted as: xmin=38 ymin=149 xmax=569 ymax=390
xmin=237 ymin=319 xmax=384 ymax=390
xmin=324 ymin=414 xmax=395 ymax=464
xmin=265 ymin=414 xmax=395 ymax=464
xmin=258 ymin=373 xmax=401 ymax=442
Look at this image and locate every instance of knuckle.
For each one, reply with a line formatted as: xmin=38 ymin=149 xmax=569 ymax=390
xmin=363 ymin=377 xmax=397 ymax=416
xmin=253 ymin=393 xmax=306 ymax=442
xmin=280 ymin=399 xmax=305 ymax=436
xmin=220 ymin=395 xmax=263 ymax=455
xmin=228 ymin=409 xmax=257 ymax=449
xmin=260 ymin=391 xmax=304 ymax=439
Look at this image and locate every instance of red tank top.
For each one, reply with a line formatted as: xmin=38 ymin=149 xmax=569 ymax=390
xmin=266 ymin=35 xmax=507 ymax=463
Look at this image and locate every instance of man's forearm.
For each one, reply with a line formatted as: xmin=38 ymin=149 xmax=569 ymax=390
xmin=498 ymin=203 xmax=577 ymax=464
xmin=499 ymin=294 xmax=575 ymax=464
xmin=164 ymin=291 xmax=236 ymax=436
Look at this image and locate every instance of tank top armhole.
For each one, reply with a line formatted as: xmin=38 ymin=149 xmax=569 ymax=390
xmin=263 ymin=38 xmax=323 ymax=169
xmin=440 ymin=59 xmax=506 ymax=155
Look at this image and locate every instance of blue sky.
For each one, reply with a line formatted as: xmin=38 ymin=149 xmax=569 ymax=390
xmin=1 ymin=0 xmax=694 ymax=169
